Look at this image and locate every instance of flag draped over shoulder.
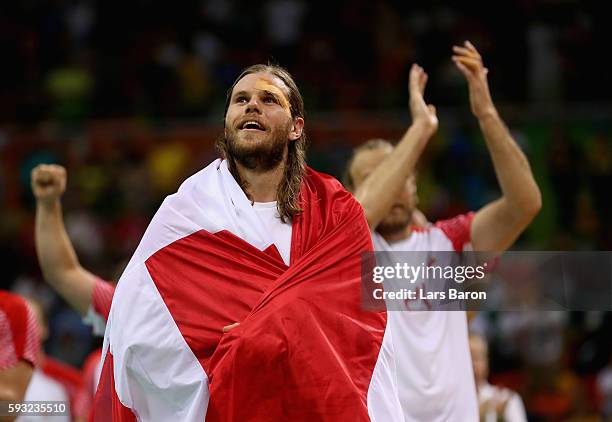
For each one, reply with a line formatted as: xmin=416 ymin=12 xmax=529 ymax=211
xmin=92 ymin=159 xmax=389 ymax=421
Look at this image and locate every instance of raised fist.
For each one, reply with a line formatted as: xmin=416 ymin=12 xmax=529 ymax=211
xmin=31 ymin=164 xmax=67 ymax=205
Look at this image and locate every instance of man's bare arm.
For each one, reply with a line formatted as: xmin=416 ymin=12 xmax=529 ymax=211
xmin=355 ymin=64 xmax=438 ymax=230
xmin=452 ymin=42 xmax=541 ymax=252
xmin=32 ymin=164 xmax=97 ymax=316
xmin=0 ymin=362 xmax=33 ymax=421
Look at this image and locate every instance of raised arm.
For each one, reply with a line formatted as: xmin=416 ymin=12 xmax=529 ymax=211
xmin=355 ymin=64 xmax=438 ymax=230
xmin=452 ymin=41 xmax=541 ymax=252
xmin=31 ymin=164 xmax=98 ymax=316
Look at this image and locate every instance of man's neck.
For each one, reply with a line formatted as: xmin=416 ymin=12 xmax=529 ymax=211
xmin=236 ymin=161 xmax=286 ymax=203
xmin=381 ymin=223 xmax=413 ymax=244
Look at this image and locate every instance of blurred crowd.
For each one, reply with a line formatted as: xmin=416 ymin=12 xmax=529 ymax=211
xmin=1 ymin=0 xmax=612 ymax=420
xmin=0 ymin=0 xmax=610 ymax=123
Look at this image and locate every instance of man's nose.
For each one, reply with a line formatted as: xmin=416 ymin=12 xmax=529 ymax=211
xmin=245 ymin=97 xmax=262 ymax=114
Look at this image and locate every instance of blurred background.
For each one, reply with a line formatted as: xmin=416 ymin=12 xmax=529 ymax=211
xmin=1 ymin=1 xmax=611 ymax=420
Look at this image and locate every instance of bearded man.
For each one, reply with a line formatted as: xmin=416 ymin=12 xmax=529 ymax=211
xmin=92 ymin=64 xmax=407 ymax=421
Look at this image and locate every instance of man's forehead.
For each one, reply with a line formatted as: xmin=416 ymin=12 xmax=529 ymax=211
xmin=231 ymin=72 xmax=292 ymax=114
xmin=232 ymin=72 xmax=289 ymax=96
xmin=351 ymin=148 xmax=391 ymax=175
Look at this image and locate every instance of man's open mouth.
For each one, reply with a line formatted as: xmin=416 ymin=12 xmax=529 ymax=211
xmin=240 ymin=120 xmax=266 ymax=131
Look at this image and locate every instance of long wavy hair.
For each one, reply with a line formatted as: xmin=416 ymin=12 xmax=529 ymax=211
xmin=216 ymin=64 xmax=307 ymax=223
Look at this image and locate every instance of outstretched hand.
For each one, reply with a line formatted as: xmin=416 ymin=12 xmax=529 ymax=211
xmin=452 ymin=41 xmax=496 ymax=120
xmin=409 ymin=64 xmax=438 ymax=134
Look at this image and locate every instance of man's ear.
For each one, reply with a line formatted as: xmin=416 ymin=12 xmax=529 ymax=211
xmin=288 ymin=117 xmax=304 ymax=141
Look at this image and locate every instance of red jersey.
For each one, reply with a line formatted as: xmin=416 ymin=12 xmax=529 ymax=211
xmin=0 ymin=290 xmax=40 ymax=370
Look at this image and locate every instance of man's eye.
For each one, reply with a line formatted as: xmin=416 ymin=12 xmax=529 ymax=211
xmin=264 ymin=96 xmax=278 ymax=104
xmin=235 ymin=97 xmax=247 ymax=103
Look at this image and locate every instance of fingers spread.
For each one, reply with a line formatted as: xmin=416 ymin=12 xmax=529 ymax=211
xmin=452 ymin=45 xmax=475 ymax=57
xmin=452 ymin=55 xmax=482 ymax=73
xmin=452 ymin=41 xmax=484 ymax=77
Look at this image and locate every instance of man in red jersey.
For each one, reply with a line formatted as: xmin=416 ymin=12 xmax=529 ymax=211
xmin=0 ymin=291 xmax=40 ymax=422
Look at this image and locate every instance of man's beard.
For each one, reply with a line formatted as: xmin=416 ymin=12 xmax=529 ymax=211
xmin=376 ymin=205 xmax=413 ymax=237
xmin=225 ymin=123 xmax=291 ymax=172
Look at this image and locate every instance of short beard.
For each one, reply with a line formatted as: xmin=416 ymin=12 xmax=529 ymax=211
xmin=225 ymin=124 xmax=290 ymax=173
xmin=376 ymin=207 xmax=413 ymax=237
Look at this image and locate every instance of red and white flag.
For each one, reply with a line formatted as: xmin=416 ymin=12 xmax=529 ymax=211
xmin=92 ymin=159 xmax=403 ymax=421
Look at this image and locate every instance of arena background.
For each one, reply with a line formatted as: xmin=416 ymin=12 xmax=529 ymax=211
xmin=1 ymin=1 xmax=611 ymax=420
